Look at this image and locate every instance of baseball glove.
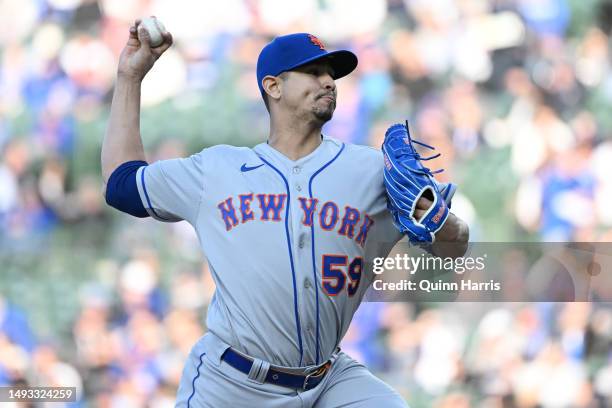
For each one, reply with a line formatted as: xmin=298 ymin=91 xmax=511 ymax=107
xmin=382 ymin=121 xmax=453 ymax=243
xmin=435 ymin=180 xmax=457 ymax=209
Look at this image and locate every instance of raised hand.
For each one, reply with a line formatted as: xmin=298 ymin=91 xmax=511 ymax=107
xmin=117 ymin=18 xmax=173 ymax=81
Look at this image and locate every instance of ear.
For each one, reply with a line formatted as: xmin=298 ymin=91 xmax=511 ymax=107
xmin=262 ymin=75 xmax=282 ymax=101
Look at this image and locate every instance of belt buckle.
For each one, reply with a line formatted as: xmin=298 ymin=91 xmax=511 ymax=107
xmin=302 ymin=362 xmax=329 ymax=390
xmin=302 ymin=371 xmax=315 ymax=390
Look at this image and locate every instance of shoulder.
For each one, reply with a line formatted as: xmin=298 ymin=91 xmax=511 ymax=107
xmin=343 ymin=142 xmax=382 ymax=159
xmin=197 ymin=144 xmax=254 ymax=157
xmin=334 ymin=139 xmax=384 ymax=169
xmin=195 ymin=144 xmax=260 ymax=167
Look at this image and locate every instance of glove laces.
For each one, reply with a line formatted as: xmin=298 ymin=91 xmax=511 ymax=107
xmin=400 ymin=121 xmax=444 ymax=177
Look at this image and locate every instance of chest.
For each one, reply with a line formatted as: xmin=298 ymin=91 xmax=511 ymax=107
xmin=202 ymin=163 xmax=383 ymax=248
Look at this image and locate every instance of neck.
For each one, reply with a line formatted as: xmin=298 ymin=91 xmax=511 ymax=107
xmin=268 ymin=116 xmax=323 ymax=161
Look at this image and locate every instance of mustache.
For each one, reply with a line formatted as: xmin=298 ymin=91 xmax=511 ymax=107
xmin=318 ymin=92 xmax=336 ymax=100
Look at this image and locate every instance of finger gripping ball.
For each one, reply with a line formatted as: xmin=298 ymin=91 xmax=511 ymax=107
xmin=140 ymin=17 xmax=166 ymax=47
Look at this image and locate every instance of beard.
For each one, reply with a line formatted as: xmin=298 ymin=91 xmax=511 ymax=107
xmin=312 ymin=99 xmax=335 ymax=122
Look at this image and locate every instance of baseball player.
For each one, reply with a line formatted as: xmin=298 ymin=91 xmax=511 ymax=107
xmin=102 ymin=20 xmax=469 ymax=407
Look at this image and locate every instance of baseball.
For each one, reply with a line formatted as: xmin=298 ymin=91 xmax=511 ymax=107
xmin=140 ymin=17 xmax=166 ymax=47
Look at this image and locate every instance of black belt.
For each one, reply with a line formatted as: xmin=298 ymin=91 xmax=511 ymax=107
xmin=221 ymin=348 xmax=331 ymax=391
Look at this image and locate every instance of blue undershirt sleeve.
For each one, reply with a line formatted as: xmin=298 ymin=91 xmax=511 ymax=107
xmin=105 ymin=160 xmax=149 ymax=218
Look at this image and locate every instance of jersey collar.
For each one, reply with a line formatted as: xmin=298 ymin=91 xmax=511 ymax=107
xmin=254 ymin=135 xmax=343 ymax=173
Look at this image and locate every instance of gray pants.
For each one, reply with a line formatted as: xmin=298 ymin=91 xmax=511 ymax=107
xmin=176 ymin=333 xmax=408 ymax=408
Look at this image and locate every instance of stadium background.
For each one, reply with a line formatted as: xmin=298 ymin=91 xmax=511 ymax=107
xmin=1 ymin=0 xmax=612 ymax=406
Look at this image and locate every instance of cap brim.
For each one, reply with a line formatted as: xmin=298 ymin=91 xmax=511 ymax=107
xmin=287 ymin=50 xmax=358 ymax=80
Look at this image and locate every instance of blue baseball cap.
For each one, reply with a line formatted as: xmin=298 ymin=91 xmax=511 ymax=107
xmin=256 ymin=33 xmax=358 ymax=97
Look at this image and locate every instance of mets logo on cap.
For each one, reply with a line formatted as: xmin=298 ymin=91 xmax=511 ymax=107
xmin=308 ymin=34 xmax=325 ymax=50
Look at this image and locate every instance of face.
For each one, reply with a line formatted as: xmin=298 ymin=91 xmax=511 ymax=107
xmin=279 ymin=60 xmax=337 ymax=123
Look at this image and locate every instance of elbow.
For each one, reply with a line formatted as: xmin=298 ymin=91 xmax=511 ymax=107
xmin=102 ymin=161 xmax=124 ymax=185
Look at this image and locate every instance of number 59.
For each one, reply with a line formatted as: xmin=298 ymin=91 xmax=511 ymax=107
xmin=322 ymin=255 xmax=363 ymax=297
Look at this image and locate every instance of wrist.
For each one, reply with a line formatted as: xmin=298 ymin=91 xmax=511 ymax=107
xmin=457 ymin=219 xmax=469 ymax=243
xmin=442 ymin=213 xmax=469 ymax=243
xmin=117 ymin=71 xmax=144 ymax=83
xmin=430 ymin=214 xmax=469 ymax=258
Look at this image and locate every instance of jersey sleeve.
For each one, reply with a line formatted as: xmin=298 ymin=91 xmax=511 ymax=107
xmin=135 ymin=152 xmax=204 ymax=224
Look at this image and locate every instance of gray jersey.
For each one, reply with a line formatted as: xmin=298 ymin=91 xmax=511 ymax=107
xmin=135 ymin=136 xmax=402 ymax=367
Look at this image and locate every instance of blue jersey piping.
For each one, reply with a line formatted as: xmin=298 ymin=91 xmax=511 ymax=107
xmin=258 ymin=156 xmax=304 ymax=365
xmin=307 ymin=143 xmax=345 ymax=364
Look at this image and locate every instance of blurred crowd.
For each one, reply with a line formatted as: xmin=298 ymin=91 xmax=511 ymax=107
xmin=1 ymin=0 xmax=612 ymax=406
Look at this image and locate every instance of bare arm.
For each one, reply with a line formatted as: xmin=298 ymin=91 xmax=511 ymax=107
xmin=101 ymin=19 xmax=173 ymax=184
xmin=101 ymin=76 xmax=146 ymax=181
xmin=415 ymin=197 xmax=469 ymax=258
